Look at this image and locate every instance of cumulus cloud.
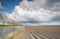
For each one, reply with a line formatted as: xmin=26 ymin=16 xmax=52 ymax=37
xmin=7 ymin=0 xmax=60 ymax=25
xmin=15 ymin=6 xmax=57 ymax=21
xmin=20 ymin=0 xmax=47 ymax=10
xmin=8 ymin=6 xmax=60 ymax=22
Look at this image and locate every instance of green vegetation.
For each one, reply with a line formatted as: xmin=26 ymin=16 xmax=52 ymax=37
xmin=10 ymin=30 xmax=23 ymax=39
xmin=0 ymin=26 xmax=24 ymax=39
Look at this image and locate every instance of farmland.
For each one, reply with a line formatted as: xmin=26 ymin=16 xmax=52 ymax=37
xmin=21 ymin=26 xmax=60 ymax=39
xmin=0 ymin=26 xmax=60 ymax=39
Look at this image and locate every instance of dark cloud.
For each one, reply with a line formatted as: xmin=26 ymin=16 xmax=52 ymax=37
xmin=43 ymin=0 xmax=60 ymax=9
xmin=52 ymin=16 xmax=60 ymax=21
xmin=50 ymin=2 xmax=60 ymax=12
xmin=28 ymin=0 xmax=33 ymax=1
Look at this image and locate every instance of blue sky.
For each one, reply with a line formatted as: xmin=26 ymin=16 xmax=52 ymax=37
xmin=1 ymin=0 xmax=22 ymax=13
xmin=1 ymin=0 xmax=33 ymax=13
xmin=1 ymin=0 xmax=60 ymax=12
xmin=0 ymin=0 xmax=60 ymax=25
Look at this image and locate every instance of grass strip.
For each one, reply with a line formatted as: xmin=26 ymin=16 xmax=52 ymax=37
xmin=9 ymin=27 xmax=24 ymax=39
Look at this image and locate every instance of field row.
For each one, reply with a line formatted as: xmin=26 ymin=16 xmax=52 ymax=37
xmin=21 ymin=26 xmax=60 ymax=39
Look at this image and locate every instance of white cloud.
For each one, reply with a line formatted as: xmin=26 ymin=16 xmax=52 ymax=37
xmin=7 ymin=0 xmax=60 ymax=25
xmin=8 ymin=6 xmax=59 ymax=22
xmin=20 ymin=0 xmax=47 ymax=10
